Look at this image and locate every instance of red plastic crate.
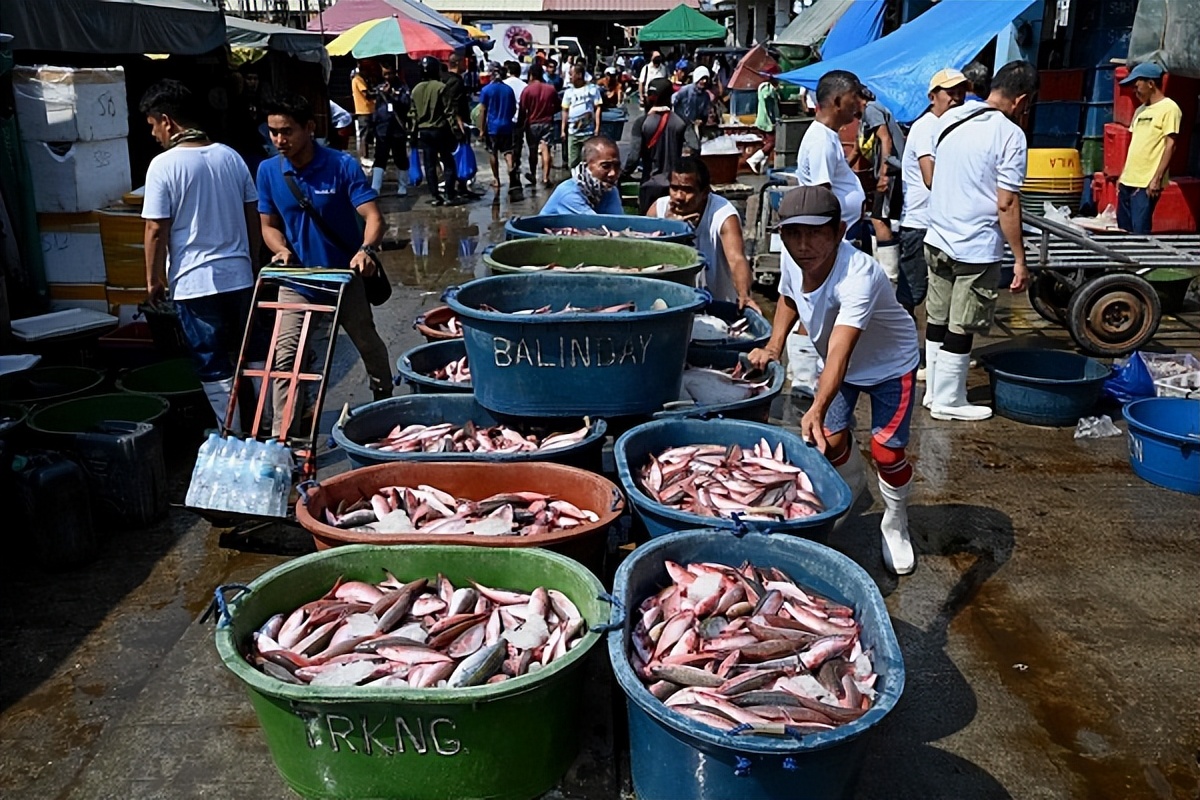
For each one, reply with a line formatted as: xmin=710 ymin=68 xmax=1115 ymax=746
xmin=1091 ymin=171 xmax=1118 ymax=212
xmin=1152 ymin=177 xmax=1200 ymax=233
xmin=1103 ymin=122 xmax=1131 ymax=177
xmin=1040 ymin=69 xmax=1087 ymax=101
xmin=1113 ymin=66 xmax=1137 ymax=127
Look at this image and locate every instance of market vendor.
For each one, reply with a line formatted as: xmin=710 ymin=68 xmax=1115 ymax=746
xmin=646 ymin=156 xmax=755 ymax=309
xmin=540 ymin=135 xmax=624 ymax=215
xmin=748 ymin=186 xmax=920 ymax=576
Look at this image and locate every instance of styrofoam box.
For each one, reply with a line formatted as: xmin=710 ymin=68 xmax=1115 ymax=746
xmin=14 ymin=66 xmax=129 ymax=142
xmin=39 ymin=212 xmax=106 ymax=284
xmin=47 ymin=283 xmax=109 ymax=315
xmin=27 ymin=138 xmax=132 ymax=213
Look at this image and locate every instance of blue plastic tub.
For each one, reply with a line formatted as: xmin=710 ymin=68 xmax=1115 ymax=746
xmin=395 ymin=339 xmax=472 ymax=394
xmin=484 ymin=236 xmax=704 ymax=286
xmin=654 ymin=348 xmax=784 ymax=423
xmin=607 ymin=529 xmax=904 ymax=800
xmin=1032 ymin=101 xmax=1083 ymax=137
xmin=445 ymin=274 xmax=708 ymax=417
xmin=1087 ymin=65 xmax=1116 ymax=103
xmin=504 ymin=213 xmax=695 ymax=245
xmin=982 ymin=349 xmax=1110 ymax=426
xmin=1124 ymin=397 xmax=1200 ymax=495
xmin=331 ymin=394 xmax=608 ymax=471
xmin=614 ymin=418 xmax=851 ymax=541
xmin=688 ymin=300 xmax=772 ymax=353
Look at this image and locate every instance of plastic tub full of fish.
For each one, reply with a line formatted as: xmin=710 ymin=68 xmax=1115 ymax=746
xmin=413 ymin=306 xmax=462 ymax=342
xmin=445 ymin=273 xmax=708 ymax=417
xmin=688 ymin=301 xmax=772 ymax=353
xmin=295 ymin=460 xmax=624 ymax=572
xmin=215 ymin=543 xmax=607 ymax=800
xmin=656 ymin=349 xmax=784 ymax=423
xmin=607 ymin=530 xmax=903 ymax=800
xmin=504 ymin=213 xmax=696 ymax=244
xmin=483 ymin=237 xmax=704 ymax=285
xmin=395 ymin=340 xmax=471 ymax=394
xmin=615 ymin=419 xmax=851 ymax=540
xmin=332 ymin=394 xmax=607 ymax=471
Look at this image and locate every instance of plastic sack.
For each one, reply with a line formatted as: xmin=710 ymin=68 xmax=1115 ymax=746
xmin=454 ymin=141 xmax=477 ymax=181
xmin=1103 ymin=352 xmax=1156 ymax=403
xmin=408 ymin=151 xmax=423 ymax=187
xmin=1074 ymin=415 xmax=1123 ymax=439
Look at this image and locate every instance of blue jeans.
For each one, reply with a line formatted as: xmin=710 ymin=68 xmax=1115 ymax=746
xmin=175 ymin=288 xmax=255 ymax=382
xmin=1117 ymin=183 xmax=1158 ymax=234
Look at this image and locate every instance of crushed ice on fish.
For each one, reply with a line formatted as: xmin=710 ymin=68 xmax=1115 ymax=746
xmin=691 ymin=315 xmax=755 ymax=342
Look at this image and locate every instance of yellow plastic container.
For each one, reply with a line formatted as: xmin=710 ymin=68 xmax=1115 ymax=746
xmin=1026 ymin=148 xmax=1083 ymax=179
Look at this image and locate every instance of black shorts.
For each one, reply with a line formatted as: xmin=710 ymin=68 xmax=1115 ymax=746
xmin=527 ymin=122 xmax=555 ymax=146
xmin=486 ymin=131 xmax=515 ymax=154
xmin=872 ymin=173 xmax=904 ymax=221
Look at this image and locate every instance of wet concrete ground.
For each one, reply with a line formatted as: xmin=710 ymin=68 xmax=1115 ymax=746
xmin=2 ymin=148 xmax=1199 ymax=799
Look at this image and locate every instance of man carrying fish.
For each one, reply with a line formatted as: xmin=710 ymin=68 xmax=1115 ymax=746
xmin=749 ymin=187 xmax=920 ymax=575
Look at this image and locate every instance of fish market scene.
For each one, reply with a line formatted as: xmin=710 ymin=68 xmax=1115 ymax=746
xmin=3 ymin=0 xmax=1200 ymax=798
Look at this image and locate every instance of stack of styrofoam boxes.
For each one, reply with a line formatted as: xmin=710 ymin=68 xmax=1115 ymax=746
xmin=15 ymin=66 xmax=133 ymax=312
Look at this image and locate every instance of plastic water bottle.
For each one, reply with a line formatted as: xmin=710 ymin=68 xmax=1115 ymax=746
xmin=272 ymin=443 xmax=295 ymax=517
xmin=186 ymin=433 xmax=220 ymax=508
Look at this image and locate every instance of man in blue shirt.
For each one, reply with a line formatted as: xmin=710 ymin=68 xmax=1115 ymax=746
xmin=541 ymin=135 xmax=624 ymax=215
xmin=257 ymin=93 xmax=392 ymax=436
xmin=479 ymin=63 xmax=520 ymax=197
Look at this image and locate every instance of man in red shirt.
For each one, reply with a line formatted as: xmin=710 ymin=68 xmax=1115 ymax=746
xmin=518 ymin=64 xmax=559 ymax=188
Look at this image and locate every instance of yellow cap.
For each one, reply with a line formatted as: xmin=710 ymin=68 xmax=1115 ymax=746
xmin=928 ymin=68 xmax=968 ymax=92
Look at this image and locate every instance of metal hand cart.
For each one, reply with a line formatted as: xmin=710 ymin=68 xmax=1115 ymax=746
xmin=1013 ymin=212 xmax=1200 ymax=357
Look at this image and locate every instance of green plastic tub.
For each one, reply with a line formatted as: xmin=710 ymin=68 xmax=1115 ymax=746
xmin=0 ymin=365 xmax=104 ymax=407
xmin=484 ymin=236 xmax=704 ymax=286
xmin=1144 ymin=268 xmax=1197 ymax=314
xmin=27 ymin=393 xmax=169 ymax=438
xmin=215 ymin=544 xmax=608 ymax=800
xmin=115 ymin=357 xmax=207 ymax=429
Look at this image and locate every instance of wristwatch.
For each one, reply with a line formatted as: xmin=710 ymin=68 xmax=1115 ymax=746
xmin=360 ymin=244 xmax=378 ymax=257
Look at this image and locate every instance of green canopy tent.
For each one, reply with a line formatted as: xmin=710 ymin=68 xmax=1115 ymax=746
xmin=637 ymin=4 xmax=727 ymax=44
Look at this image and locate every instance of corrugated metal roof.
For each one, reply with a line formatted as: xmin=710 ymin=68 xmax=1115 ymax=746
xmin=424 ymin=0 xmax=545 ymax=11
xmin=543 ymin=0 xmax=698 ymax=10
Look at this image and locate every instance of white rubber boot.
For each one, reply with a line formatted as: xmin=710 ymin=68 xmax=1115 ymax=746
xmin=921 ymin=341 xmax=940 ymax=408
xmin=930 ymin=350 xmax=992 ymax=421
xmin=878 ymin=477 xmax=915 ymax=575
xmin=202 ymin=378 xmax=236 ymax=430
xmin=876 ymin=239 xmax=901 ymax=286
xmin=371 ymin=167 xmax=385 ymax=193
xmin=747 ymin=149 xmax=767 ymax=174
xmin=396 ymin=170 xmax=409 ymax=196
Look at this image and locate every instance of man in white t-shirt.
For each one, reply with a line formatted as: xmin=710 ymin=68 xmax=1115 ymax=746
xmin=749 ymin=187 xmax=920 ymax=575
xmin=923 ymin=60 xmax=1037 ymax=422
xmin=140 ymin=80 xmax=262 ymax=430
xmin=638 ymin=51 xmax=669 ymax=98
xmin=795 ymin=69 xmax=867 ymax=236
xmin=646 ymin=156 xmax=755 ymax=309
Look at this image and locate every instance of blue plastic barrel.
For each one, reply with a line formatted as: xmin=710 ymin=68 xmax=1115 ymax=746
xmin=688 ymin=300 xmax=772 ymax=353
xmin=331 ymin=394 xmax=608 ymax=471
xmin=1084 ymin=101 xmax=1112 ymax=137
xmin=395 ymin=339 xmax=472 ymax=394
xmin=607 ymin=529 xmax=904 ymax=800
xmin=982 ymin=349 xmax=1110 ymax=426
xmin=445 ymin=274 xmax=708 ymax=417
xmin=614 ymin=418 xmax=851 ymax=540
xmin=1124 ymin=397 xmax=1200 ymax=495
xmin=504 ymin=214 xmax=695 ymax=244
xmin=654 ymin=349 xmax=784 ymax=423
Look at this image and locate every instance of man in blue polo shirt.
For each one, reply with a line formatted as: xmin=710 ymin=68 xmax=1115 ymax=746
xmin=257 ymin=93 xmax=392 ymax=437
xmin=479 ymin=62 xmax=520 ymax=197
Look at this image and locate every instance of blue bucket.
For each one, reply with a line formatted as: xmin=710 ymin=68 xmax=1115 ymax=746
xmin=688 ymin=300 xmax=772 ymax=353
xmin=982 ymin=349 xmax=1111 ymax=427
xmin=654 ymin=349 xmax=784 ymax=423
xmin=614 ymin=418 xmax=851 ymax=540
xmin=607 ymin=529 xmax=904 ymax=800
xmin=504 ymin=213 xmax=696 ymax=245
xmin=445 ymin=274 xmax=708 ymax=417
xmin=331 ymin=394 xmax=607 ymax=471
xmin=395 ymin=339 xmax=472 ymax=394
xmin=1124 ymin=397 xmax=1200 ymax=495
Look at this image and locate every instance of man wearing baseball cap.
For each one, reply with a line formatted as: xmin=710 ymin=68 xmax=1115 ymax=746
xmin=1117 ymin=63 xmax=1181 ymax=233
xmin=749 ymin=186 xmax=921 ymax=576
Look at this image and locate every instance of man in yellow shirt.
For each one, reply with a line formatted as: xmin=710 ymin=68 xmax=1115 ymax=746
xmin=351 ymin=59 xmax=380 ymax=167
xmin=1117 ymin=63 xmax=1182 ymax=233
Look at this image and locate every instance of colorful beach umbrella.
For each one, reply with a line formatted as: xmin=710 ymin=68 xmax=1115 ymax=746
xmin=327 ymin=16 xmax=457 ymax=59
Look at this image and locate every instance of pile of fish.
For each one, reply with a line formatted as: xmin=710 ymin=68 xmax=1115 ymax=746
xmin=544 ymin=225 xmax=666 ymax=239
xmin=323 ymin=484 xmax=600 ymax=536
xmin=691 ymin=314 xmax=755 ymax=342
xmin=364 ymin=419 xmax=592 ymax=454
xmin=423 ymin=314 xmax=461 ymax=337
xmin=514 ymin=263 xmax=671 ymax=275
xmin=429 ymin=357 xmax=470 ymax=383
xmin=249 ymin=574 xmax=588 ymax=688
xmin=480 ymin=300 xmax=665 ymax=315
xmin=630 ymin=559 xmax=875 ymax=736
xmin=638 ymin=439 xmax=824 ymax=521
xmin=678 ymin=363 xmax=770 ymax=406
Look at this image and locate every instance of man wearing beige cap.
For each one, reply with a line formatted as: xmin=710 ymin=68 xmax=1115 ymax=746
xmin=749 ymin=186 xmax=921 ymax=576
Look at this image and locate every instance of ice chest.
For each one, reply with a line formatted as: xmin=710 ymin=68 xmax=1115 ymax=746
xmin=14 ymin=66 xmax=129 ymax=142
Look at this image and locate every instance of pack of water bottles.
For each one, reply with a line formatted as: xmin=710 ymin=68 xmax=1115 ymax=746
xmin=185 ymin=434 xmax=295 ymax=517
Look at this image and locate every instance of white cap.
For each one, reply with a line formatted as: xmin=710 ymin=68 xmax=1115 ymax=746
xmin=604 ymin=66 xmax=618 ymax=75
xmin=692 ymin=65 xmax=711 ymax=83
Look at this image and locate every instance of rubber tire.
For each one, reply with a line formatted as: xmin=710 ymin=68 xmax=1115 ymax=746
xmin=1027 ymin=271 xmax=1072 ymax=325
xmin=1065 ymin=272 xmax=1162 ymax=357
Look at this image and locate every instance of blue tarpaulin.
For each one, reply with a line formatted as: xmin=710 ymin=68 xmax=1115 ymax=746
xmin=820 ymin=0 xmax=886 ymax=61
xmin=777 ymin=0 xmax=1036 ymax=122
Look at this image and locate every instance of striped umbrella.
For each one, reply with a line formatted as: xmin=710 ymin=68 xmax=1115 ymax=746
xmin=327 ymin=16 xmax=457 ymax=60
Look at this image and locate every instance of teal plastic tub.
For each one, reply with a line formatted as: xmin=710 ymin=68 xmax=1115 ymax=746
xmin=395 ymin=340 xmax=471 ymax=394
xmin=1124 ymin=397 xmax=1200 ymax=495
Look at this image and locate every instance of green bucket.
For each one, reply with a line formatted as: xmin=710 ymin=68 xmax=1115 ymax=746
xmin=115 ymin=357 xmax=202 ymax=398
xmin=0 ymin=366 xmax=105 ymax=407
xmin=27 ymin=392 xmax=169 ymax=437
xmin=1144 ymin=268 xmax=1197 ymax=314
xmin=214 ymin=544 xmax=609 ymax=800
xmin=484 ymin=236 xmax=704 ymax=285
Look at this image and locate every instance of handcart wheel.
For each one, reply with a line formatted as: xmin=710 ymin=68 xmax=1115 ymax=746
xmin=1026 ymin=271 xmax=1072 ymax=325
xmin=1065 ymin=272 xmax=1162 ymax=357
